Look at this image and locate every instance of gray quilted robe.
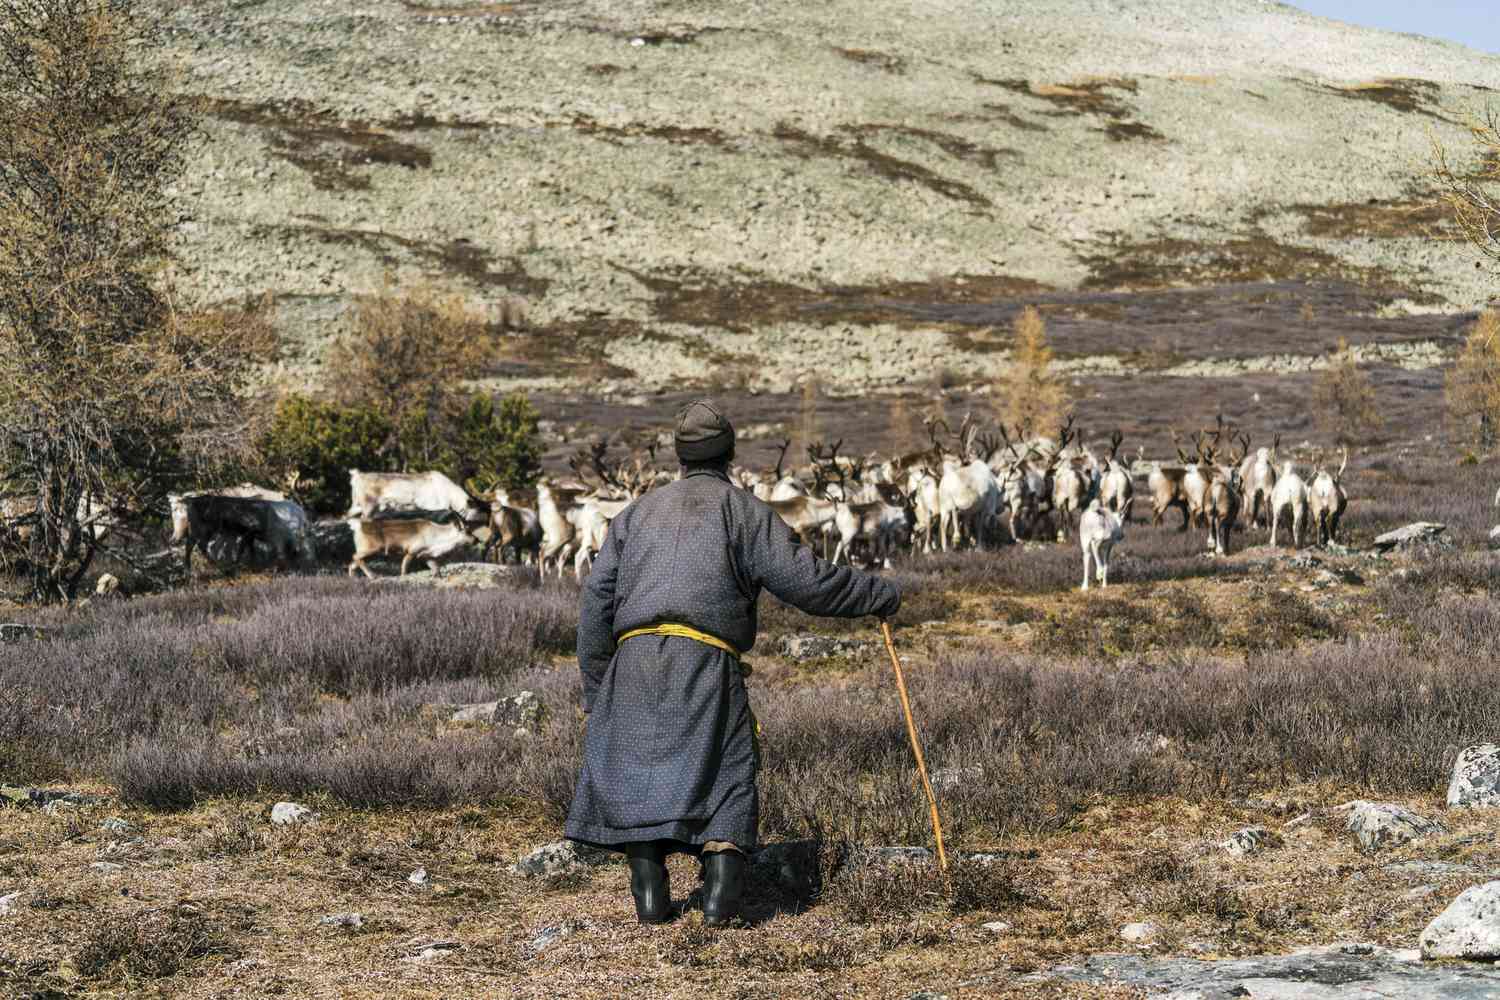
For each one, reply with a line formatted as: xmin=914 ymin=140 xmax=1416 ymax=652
xmin=564 ymin=467 xmax=901 ymax=850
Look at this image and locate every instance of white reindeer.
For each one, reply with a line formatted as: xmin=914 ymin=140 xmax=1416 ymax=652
xmin=1269 ymin=461 xmax=1309 ymax=549
xmin=1079 ymin=500 xmax=1125 ymax=590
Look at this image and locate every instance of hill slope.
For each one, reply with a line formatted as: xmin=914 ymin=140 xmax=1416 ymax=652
xmin=161 ymin=0 xmax=1500 ymax=398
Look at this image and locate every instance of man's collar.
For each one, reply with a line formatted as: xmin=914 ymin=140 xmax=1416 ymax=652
xmin=683 ymin=467 xmax=731 ymax=483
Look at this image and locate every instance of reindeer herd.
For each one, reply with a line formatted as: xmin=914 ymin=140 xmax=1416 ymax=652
xmin=500 ymin=412 xmax=1353 ymax=591
xmin=121 ymin=410 xmax=1352 ymax=590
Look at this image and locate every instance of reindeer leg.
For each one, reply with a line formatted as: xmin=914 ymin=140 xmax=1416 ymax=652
xmin=400 ymin=552 xmax=413 ymax=577
xmin=1082 ymin=545 xmax=1092 ymax=591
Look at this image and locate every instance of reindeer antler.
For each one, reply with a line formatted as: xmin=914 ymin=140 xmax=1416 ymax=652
xmin=772 ymin=439 xmax=791 ymax=480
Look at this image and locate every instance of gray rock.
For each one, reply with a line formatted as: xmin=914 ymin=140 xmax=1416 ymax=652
xmin=270 ymin=801 xmax=317 ymax=826
xmin=1422 ymin=881 xmax=1500 ymax=960
xmin=94 ymin=573 xmax=120 ymax=596
xmin=777 ymin=633 xmax=873 ymax=661
xmin=1220 ymin=826 xmax=1277 ymax=857
xmin=1035 ymin=944 xmax=1500 ymax=999
xmin=0 ymin=891 xmax=20 ymax=916
xmin=99 ymin=817 xmax=134 ymax=835
xmin=319 ymin=911 xmax=364 ymax=929
xmin=408 ymin=867 xmax=428 ymax=885
xmin=90 ymin=862 xmax=123 ymax=873
xmin=1490 ymin=526 xmax=1500 ymax=550
xmin=511 ymin=839 xmax=617 ymax=878
xmin=494 ymin=690 xmax=546 ymax=730
xmin=1372 ymin=522 xmax=1448 ymax=552
xmin=1448 ymin=744 xmax=1500 ymax=809
xmin=1339 ymin=800 xmax=1445 ymax=851
xmin=1120 ymin=921 xmax=1161 ymax=944
xmin=930 ymin=764 xmax=982 ymax=792
xmin=445 ymin=701 xmax=501 ymax=725
xmin=982 ymin=920 xmax=1012 ymax=935
xmin=529 ymin=920 xmax=580 ymax=953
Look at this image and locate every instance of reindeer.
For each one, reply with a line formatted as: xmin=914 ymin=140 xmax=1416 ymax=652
xmin=1238 ymin=433 xmax=1280 ymax=529
xmin=983 ymin=424 xmax=1045 ymax=542
xmin=1048 ymin=417 xmax=1094 ymax=541
xmin=932 ymin=415 xmax=1003 ymax=550
xmin=1174 ymin=429 xmax=1214 ymax=530
xmin=1096 ymin=430 xmax=1134 ymax=522
xmin=1308 ymin=447 xmax=1349 ymax=546
xmin=831 ymin=483 xmax=915 ymax=569
xmin=536 ymin=479 xmax=586 ymax=577
xmin=749 ymin=439 xmax=804 ymax=501
xmin=1269 ymin=459 xmax=1310 ymax=549
xmin=481 ymin=489 xmax=543 ymax=565
xmin=1079 ymin=499 xmax=1125 ymax=590
xmin=1203 ymin=434 xmax=1247 ymax=556
xmin=1148 ymin=453 xmax=1191 ymax=531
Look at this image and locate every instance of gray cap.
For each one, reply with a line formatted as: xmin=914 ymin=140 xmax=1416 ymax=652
xmin=674 ymin=399 xmax=735 ymax=463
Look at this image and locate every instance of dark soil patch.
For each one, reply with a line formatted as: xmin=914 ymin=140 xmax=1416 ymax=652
xmin=1101 ymin=120 xmax=1166 ymax=142
xmin=401 ymin=1 xmax=525 ymax=14
xmin=564 ymin=115 xmax=731 ymax=148
xmin=487 ymin=316 xmax=639 ymax=383
xmin=205 ymin=98 xmax=433 ymax=192
xmin=586 ymin=63 xmax=628 ymax=76
xmin=985 ymin=77 xmax=1139 ymax=119
xmin=841 ymin=123 xmax=1019 ymax=170
xmin=771 ymin=123 xmax=990 ymax=207
xmin=975 ymin=102 xmax=1050 ymax=132
xmin=613 ymin=264 xmax=1049 ymax=331
xmin=260 ymin=224 xmax=550 ymax=296
xmin=1285 ymin=199 xmax=1455 ymax=240
xmin=1311 ymin=78 xmax=1450 ymax=123
xmin=834 ymin=47 xmax=906 ymax=73
xmin=1076 ymin=233 xmax=1430 ymax=296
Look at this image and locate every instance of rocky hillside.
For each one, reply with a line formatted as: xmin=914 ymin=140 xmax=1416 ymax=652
xmin=159 ymin=0 xmax=1500 ymax=398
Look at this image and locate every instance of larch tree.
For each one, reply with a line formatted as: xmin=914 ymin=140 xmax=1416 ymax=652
xmin=1447 ymin=310 xmax=1500 ymax=450
xmin=999 ymin=306 xmax=1071 ymax=436
xmin=1315 ymin=338 xmax=1383 ymax=445
xmin=0 ymin=0 xmax=269 ymax=601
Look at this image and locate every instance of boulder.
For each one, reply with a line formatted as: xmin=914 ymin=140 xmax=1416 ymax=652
xmin=270 ymin=801 xmax=317 ymax=826
xmin=1120 ymin=921 xmax=1160 ymax=944
xmin=777 ymin=634 xmax=873 ymax=661
xmin=1372 ymin=522 xmax=1447 ymax=553
xmin=446 ymin=701 xmax=501 ymax=725
xmin=1339 ymin=800 xmax=1445 ymax=851
xmin=494 ymin=690 xmax=546 ymax=730
xmin=1421 ymin=881 xmax=1500 ymax=960
xmin=1448 ymin=744 xmax=1500 ymax=809
xmin=511 ymin=839 xmax=617 ymax=878
xmin=1220 ymin=826 xmax=1278 ymax=857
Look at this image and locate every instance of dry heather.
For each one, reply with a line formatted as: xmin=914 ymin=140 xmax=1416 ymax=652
xmin=2 ymin=445 xmax=1500 ymax=996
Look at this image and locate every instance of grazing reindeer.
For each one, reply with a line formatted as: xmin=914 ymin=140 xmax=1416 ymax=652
xmin=1079 ymin=500 xmax=1125 ymax=590
xmin=1097 ymin=430 xmax=1134 ymax=521
xmin=482 ymin=490 xmax=543 ymax=565
xmin=1203 ymin=435 xmax=1246 ymax=556
xmin=933 ymin=415 xmax=1003 ymax=550
xmin=1269 ymin=460 xmax=1310 ymax=549
xmin=983 ymin=425 xmax=1043 ymax=541
xmin=1048 ymin=418 xmax=1094 ymax=541
xmin=536 ymin=479 xmax=586 ymax=577
xmin=1175 ymin=429 xmax=1213 ymax=530
xmin=751 ymin=439 xmax=804 ymax=501
xmin=1149 ymin=447 xmax=1191 ymax=531
xmin=831 ymin=484 xmax=915 ymax=568
xmin=1238 ymin=433 xmax=1280 ymax=529
xmin=1308 ymin=446 xmax=1349 ymax=546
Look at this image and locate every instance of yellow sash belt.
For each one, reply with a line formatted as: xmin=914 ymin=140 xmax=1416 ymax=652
xmin=616 ymin=623 xmax=761 ymax=740
xmin=618 ymin=623 xmax=740 ymax=659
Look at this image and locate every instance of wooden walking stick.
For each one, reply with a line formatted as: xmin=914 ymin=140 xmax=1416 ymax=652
xmin=879 ymin=619 xmax=949 ymax=873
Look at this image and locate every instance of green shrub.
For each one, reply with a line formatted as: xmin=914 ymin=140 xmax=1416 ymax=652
xmin=450 ymin=393 xmax=542 ymax=493
xmin=259 ymin=395 xmax=390 ymax=514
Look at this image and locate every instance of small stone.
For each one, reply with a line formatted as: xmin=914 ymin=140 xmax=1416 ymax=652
xmin=494 ymin=690 xmax=546 ymax=731
xmin=94 ymin=573 xmax=120 ymax=596
xmin=1421 ymin=880 xmax=1500 ymax=960
xmin=529 ymin=921 xmax=580 ymax=952
xmin=0 ymin=891 xmax=20 ymax=916
xmin=1220 ymin=826 xmax=1278 ymax=857
xmin=320 ymin=911 xmax=364 ymax=929
xmin=90 ymin=862 xmax=123 ymax=873
xmin=1489 ymin=526 xmax=1500 ymax=550
xmin=1447 ymin=744 xmax=1500 ymax=809
xmin=1373 ymin=522 xmax=1447 ymax=552
xmin=1339 ymin=800 xmax=1445 ymax=852
xmin=270 ymin=801 xmax=317 ymax=826
xmin=1120 ymin=921 xmax=1160 ymax=944
xmin=100 ymin=817 xmax=134 ymax=835
xmin=981 ymin=920 xmax=1012 ymax=934
xmin=446 ymin=701 xmax=501 ymax=725
xmin=408 ymin=867 xmax=428 ymax=885
xmin=511 ymin=839 xmax=617 ymax=878
xmin=777 ymin=634 xmax=872 ymax=661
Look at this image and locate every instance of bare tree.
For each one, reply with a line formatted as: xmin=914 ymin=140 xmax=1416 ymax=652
xmin=1434 ymin=110 xmax=1500 ymax=264
xmin=1315 ymin=337 xmax=1382 ymax=445
xmin=0 ymin=0 xmax=269 ymax=600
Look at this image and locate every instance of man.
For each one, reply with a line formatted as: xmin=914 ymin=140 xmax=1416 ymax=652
xmin=565 ymin=400 xmax=901 ymax=926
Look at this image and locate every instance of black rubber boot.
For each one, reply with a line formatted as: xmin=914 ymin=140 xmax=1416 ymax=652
xmin=626 ymin=842 xmax=671 ymax=925
xmin=701 ymin=850 xmax=746 ymax=927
